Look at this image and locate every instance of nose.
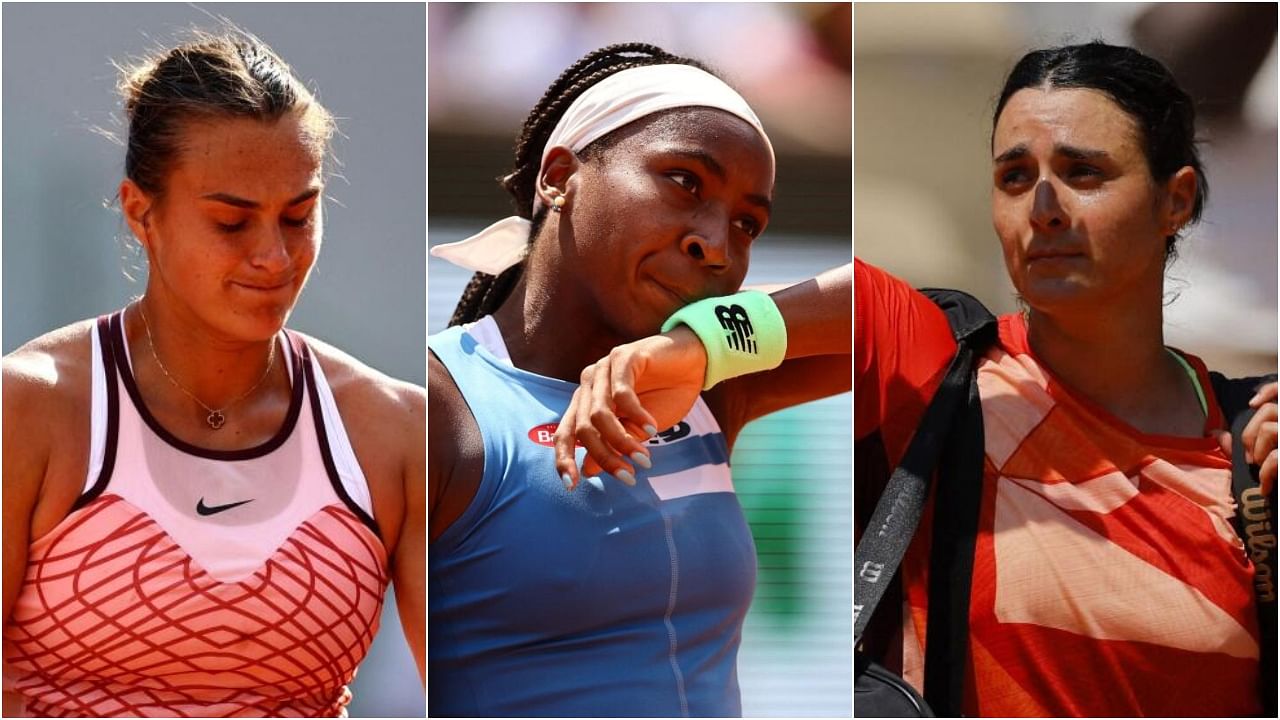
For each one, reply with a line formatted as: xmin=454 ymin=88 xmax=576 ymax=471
xmin=1030 ymin=178 xmax=1068 ymax=233
xmin=679 ymin=224 xmax=730 ymax=273
xmin=251 ymin=226 xmax=292 ymax=274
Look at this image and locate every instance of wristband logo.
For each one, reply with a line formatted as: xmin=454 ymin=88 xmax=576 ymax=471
xmin=715 ymin=304 xmax=757 ymax=354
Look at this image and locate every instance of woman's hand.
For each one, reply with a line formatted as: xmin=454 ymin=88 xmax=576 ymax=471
xmin=1244 ymin=381 xmax=1278 ymax=496
xmin=1217 ymin=381 xmax=1278 ymax=496
xmin=554 ymin=327 xmax=707 ymax=489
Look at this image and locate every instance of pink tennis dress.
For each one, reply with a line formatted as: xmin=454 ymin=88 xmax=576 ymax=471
xmin=3 ymin=312 xmax=388 ymax=717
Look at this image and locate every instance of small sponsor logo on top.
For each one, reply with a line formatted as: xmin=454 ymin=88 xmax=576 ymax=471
xmin=527 ymin=423 xmax=582 ymax=448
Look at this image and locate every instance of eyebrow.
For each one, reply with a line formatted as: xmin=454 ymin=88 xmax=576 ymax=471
xmin=200 ymin=187 xmax=321 ymax=209
xmin=667 ymin=148 xmax=773 ymax=213
xmin=993 ymin=143 xmax=1111 ymax=164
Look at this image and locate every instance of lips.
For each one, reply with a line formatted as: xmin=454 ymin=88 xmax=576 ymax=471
xmin=650 ymin=278 xmax=693 ymax=306
xmin=1026 ymin=247 xmax=1085 ymax=261
xmin=232 ymin=277 xmax=294 ymax=292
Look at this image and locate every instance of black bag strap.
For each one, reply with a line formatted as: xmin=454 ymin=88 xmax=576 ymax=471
xmin=920 ymin=290 xmax=997 ymax=716
xmin=1209 ymin=371 xmax=1277 ymax=716
xmin=854 ymin=339 xmax=974 ymax=642
xmin=853 ymin=288 xmax=997 ymax=717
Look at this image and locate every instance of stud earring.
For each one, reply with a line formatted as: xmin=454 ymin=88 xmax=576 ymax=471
xmin=552 ymin=193 xmax=566 ymax=212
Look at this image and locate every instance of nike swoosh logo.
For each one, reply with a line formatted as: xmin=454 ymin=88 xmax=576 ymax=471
xmin=196 ymin=498 xmax=254 ymax=516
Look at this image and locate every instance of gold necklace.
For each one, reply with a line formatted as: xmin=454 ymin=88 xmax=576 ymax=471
xmin=136 ymin=303 xmax=277 ymax=430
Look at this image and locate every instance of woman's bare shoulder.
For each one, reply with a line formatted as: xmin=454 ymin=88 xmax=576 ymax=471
xmin=428 ymin=347 xmax=484 ymax=541
xmin=297 ymin=332 xmax=425 ymax=421
xmin=427 ymin=349 xmax=466 ymax=458
xmin=427 ymin=348 xmax=482 ymax=458
xmin=3 ymin=319 xmax=97 ymax=410
xmin=427 ymin=348 xmax=462 ymax=417
xmin=3 ymin=320 xmax=97 ymax=514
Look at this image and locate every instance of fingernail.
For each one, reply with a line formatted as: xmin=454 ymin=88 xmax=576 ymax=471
xmin=561 ymin=473 xmax=574 ymax=491
xmin=630 ymin=452 xmax=652 ymax=470
xmin=644 ymin=424 xmax=658 ymax=438
xmin=616 ymin=469 xmax=636 ymax=486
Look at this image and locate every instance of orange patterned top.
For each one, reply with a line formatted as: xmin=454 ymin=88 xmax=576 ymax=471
xmin=3 ymin=313 xmax=388 ymax=717
xmin=856 ymin=260 xmax=1260 ymax=716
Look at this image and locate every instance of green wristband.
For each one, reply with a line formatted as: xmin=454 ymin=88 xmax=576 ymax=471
xmin=660 ymin=290 xmax=788 ymax=390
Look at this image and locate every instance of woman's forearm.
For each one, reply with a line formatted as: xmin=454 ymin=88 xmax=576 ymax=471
xmin=769 ymin=263 xmax=853 ymax=358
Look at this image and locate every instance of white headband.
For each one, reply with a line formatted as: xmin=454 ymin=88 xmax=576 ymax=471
xmin=431 ymin=64 xmax=774 ymax=275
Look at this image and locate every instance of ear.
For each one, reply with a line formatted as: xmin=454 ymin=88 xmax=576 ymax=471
xmin=119 ymin=179 xmax=155 ymax=248
xmin=536 ymin=146 xmax=581 ymax=209
xmin=1162 ymin=166 xmax=1198 ymax=235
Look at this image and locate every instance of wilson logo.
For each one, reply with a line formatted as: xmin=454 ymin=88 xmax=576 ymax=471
xmin=877 ymin=489 xmax=913 ymax=538
xmin=715 ymin=304 xmax=757 ymax=354
xmin=859 ymin=561 xmax=884 ymax=584
xmin=1240 ymin=487 xmax=1276 ymax=602
xmin=527 ymin=423 xmax=581 ymax=448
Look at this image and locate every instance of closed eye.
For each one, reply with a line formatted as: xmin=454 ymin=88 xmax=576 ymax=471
xmin=282 ymin=211 xmax=314 ymax=228
xmin=667 ymin=170 xmax=700 ymax=195
xmin=216 ymin=221 xmax=247 ymax=233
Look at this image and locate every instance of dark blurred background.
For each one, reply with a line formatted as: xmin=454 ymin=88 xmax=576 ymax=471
xmin=427 ymin=2 xmax=852 ymax=716
xmin=855 ymin=2 xmax=1277 ymax=377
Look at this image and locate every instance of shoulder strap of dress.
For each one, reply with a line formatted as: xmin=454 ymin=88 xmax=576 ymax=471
xmin=72 ymin=313 xmax=121 ymax=511
xmin=290 ymin=331 xmax=381 ymax=540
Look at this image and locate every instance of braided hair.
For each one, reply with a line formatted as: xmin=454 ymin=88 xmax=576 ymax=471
xmin=447 ymin=43 xmax=712 ymax=326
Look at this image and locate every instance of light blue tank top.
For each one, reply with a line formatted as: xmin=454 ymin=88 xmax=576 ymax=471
xmin=429 ymin=317 xmax=757 ymax=717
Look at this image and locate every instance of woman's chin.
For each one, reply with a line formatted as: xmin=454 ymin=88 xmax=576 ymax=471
xmin=1019 ymin=276 xmax=1097 ymax=313
xmin=229 ymin=307 xmax=292 ymax=341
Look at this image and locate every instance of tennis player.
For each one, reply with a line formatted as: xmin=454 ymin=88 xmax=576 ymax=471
xmin=3 ymin=32 xmax=424 ymax=717
xmin=428 ymin=43 xmax=850 ymax=716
